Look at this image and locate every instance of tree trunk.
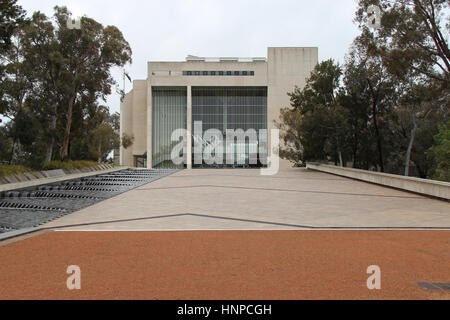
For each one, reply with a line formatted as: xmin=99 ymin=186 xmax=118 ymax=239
xmin=353 ymin=130 xmax=358 ymax=168
xmin=45 ymin=137 xmax=54 ymax=163
xmin=44 ymin=114 xmax=57 ymax=163
xmin=61 ymin=96 xmax=76 ymax=162
xmin=9 ymin=139 xmax=16 ymax=164
xmin=336 ymin=137 xmax=343 ymax=167
xmin=98 ymin=140 xmax=102 ymax=163
xmin=367 ymin=80 xmax=384 ymax=172
xmin=405 ymin=113 xmax=418 ymax=177
xmin=372 ymin=101 xmax=384 ymax=172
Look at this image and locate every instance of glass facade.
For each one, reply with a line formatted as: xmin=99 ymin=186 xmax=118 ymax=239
xmin=192 ymin=87 xmax=267 ymax=168
xmin=152 ymin=87 xmax=187 ymax=168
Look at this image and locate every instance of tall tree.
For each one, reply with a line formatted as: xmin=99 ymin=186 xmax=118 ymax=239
xmin=277 ymin=60 xmax=349 ymax=166
xmin=0 ymin=0 xmax=25 ymax=53
xmin=71 ymin=104 xmax=119 ymax=162
xmin=354 ymin=0 xmax=449 ymax=175
xmin=0 ymin=22 xmax=38 ymax=163
xmin=346 ymin=33 xmax=398 ymax=172
xmin=428 ymin=121 xmax=450 ymax=182
xmin=356 ymin=0 xmax=449 ymax=85
xmin=275 ymin=107 xmax=304 ymax=166
xmin=14 ymin=7 xmax=132 ymax=162
xmin=52 ymin=6 xmax=132 ymax=161
xmin=18 ymin=12 xmax=62 ymax=163
xmin=0 ymin=0 xmax=26 ymax=116
xmin=341 ymin=61 xmax=374 ymax=170
xmin=397 ymin=83 xmax=435 ymax=176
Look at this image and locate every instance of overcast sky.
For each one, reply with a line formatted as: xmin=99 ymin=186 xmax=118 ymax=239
xmin=17 ymin=0 xmax=361 ymax=115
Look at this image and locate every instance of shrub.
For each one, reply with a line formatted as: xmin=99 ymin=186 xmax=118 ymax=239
xmin=428 ymin=121 xmax=450 ymax=182
xmin=41 ymin=160 xmax=101 ymax=171
xmin=0 ymin=164 xmax=32 ymax=178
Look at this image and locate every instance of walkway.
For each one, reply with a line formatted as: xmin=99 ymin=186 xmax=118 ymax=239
xmin=42 ymin=168 xmax=450 ymax=230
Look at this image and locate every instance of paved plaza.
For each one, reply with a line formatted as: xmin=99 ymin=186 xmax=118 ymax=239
xmin=43 ymin=168 xmax=450 ymax=231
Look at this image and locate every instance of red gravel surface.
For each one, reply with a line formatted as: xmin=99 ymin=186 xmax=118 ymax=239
xmin=0 ymin=231 xmax=449 ymax=300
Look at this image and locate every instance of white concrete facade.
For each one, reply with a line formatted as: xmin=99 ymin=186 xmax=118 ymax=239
xmin=120 ymin=47 xmax=318 ymax=168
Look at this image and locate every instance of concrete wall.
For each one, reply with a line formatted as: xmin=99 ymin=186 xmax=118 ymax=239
xmin=306 ymin=163 xmax=450 ymax=200
xmin=131 ymin=80 xmax=147 ymax=157
xmin=146 ymin=84 xmax=152 ymax=169
xmin=147 ymin=61 xmax=268 ymax=87
xmin=268 ymin=47 xmax=318 ymax=168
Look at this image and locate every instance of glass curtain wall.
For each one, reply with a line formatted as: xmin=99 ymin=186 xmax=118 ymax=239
xmin=152 ymin=87 xmax=187 ymax=168
xmin=192 ymin=87 xmax=267 ymax=168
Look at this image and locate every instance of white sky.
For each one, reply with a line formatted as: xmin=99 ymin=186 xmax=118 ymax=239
xmin=17 ymin=0 xmax=361 ymax=115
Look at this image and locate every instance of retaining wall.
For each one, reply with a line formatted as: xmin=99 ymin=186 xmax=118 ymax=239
xmin=0 ymin=165 xmax=128 ymax=192
xmin=306 ymin=162 xmax=450 ymax=200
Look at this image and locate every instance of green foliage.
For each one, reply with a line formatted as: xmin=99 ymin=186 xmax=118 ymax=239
xmin=0 ymin=125 xmax=12 ymax=162
xmin=355 ymin=0 xmax=449 ymax=84
xmin=121 ymin=133 xmax=134 ymax=150
xmin=277 ymin=48 xmax=448 ymax=179
xmin=338 ymin=68 xmax=375 ymax=170
xmin=70 ymin=105 xmax=120 ymax=162
xmin=41 ymin=160 xmax=101 ymax=171
xmin=0 ymin=0 xmax=26 ymax=116
xmin=0 ymin=5 xmax=130 ymax=166
xmin=0 ymin=0 xmax=25 ymax=53
xmin=0 ymin=160 xmax=104 ymax=178
xmin=278 ymin=60 xmax=354 ymax=167
xmin=289 ymin=59 xmax=342 ymax=114
xmin=428 ymin=122 xmax=450 ymax=182
xmin=9 ymin=108 xmax=41 ymax=146
xmin=275 ymin=107 xmax=304 ymax=166
xmin=47 ymin=6 xmax=132 ymax=161
xmin=0 ymin=164 xmax=31 ymax=178
xmin=276 ymin=0 xmax=449 ymax=179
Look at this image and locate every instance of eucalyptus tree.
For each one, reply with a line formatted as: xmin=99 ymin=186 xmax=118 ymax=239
xmin=354 ymin=0 xmax=449 ymax=175
xmin=16 ymin=7 xmax=132 ymax=162
xmin=0 ymin=0 xmax=25 ymax=53
xmin=355 ymin=0 xmax=449 ymax=85
xmin=52 ymin=6 xmax=132 ymax=161
xmin=0 ymin=0 xmax=26 ymax=116
xmin=279 ymin=60 xmax=349 ymax=166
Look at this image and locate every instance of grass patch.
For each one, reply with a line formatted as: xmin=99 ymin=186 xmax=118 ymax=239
xmin=0 ymin=160 xmax=109 ymax=179
xmin=41 ymin=160 xmax=102 ymax=171
xmin=0 ymin=164 xmax=33 ymax=178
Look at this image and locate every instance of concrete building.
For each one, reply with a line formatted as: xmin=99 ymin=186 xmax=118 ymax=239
xmin=120 ymin=47 xmax=318 ymax=169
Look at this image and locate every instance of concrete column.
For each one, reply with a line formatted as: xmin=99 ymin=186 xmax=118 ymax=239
xmin=187 ymin=86 xmax=192 ymax=169
xmin=147 ymin=84 xmax=153 ymax=169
